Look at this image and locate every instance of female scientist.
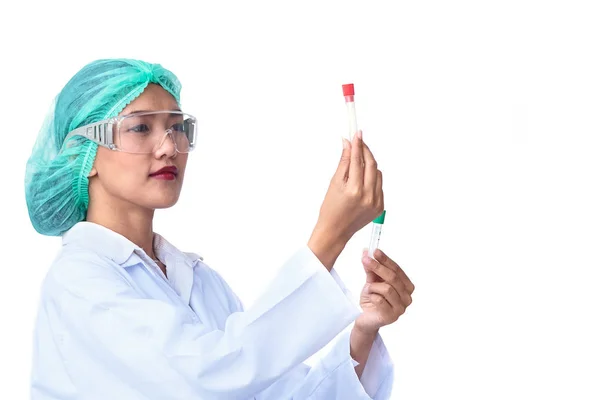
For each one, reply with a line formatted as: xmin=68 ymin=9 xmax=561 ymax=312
xmin=25 ymin=59 xmax=414 ymax=399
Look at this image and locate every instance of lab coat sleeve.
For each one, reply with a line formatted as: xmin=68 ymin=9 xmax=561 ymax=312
xmin=49 ymin=245 xmax=361 ymax=400
xmin=251 ymin=269 xmax=395 ymax=399
xmin=255 ymin=329 xmax=394 ymax=399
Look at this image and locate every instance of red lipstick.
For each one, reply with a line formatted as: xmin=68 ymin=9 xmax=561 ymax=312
xmin=149 ymin=166 xmax=178 ymax=180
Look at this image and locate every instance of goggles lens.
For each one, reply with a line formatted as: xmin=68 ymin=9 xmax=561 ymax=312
xmin=115 ymin=111 xmax=196 ymax=153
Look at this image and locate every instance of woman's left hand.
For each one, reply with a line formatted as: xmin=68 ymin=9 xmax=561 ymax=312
xmin=354 ymin=248 xmax=415 ymax=335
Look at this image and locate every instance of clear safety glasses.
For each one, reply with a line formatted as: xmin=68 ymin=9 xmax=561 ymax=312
xmin=64 ymin=110 xmax=197 ymax=154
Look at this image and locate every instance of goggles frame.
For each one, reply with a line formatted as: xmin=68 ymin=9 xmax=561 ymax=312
xmin=63 ymin=110 xmax=197 ymax=154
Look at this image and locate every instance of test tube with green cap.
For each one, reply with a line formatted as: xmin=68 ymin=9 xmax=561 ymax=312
xmin=368 ymin=210 xmax=386 ymax=258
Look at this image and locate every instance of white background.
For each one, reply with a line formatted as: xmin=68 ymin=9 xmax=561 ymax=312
xmin=1 ymin=0 xmax=599 ymax=398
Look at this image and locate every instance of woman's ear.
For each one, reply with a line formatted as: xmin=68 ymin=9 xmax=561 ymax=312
xmin=88 ymin=166 xmax=98 ymax=178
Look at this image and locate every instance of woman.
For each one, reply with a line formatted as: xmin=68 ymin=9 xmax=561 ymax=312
xmin=26 ymin=59 xmax=414 ymax=399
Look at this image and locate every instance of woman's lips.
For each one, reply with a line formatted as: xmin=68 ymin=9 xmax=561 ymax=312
xmin=150 ymin=166 xmax=178 ymax=180
xmin=151 ymin=172 xmax=176 ymax=180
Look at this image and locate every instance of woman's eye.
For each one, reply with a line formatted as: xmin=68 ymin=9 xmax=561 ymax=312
xmin=171 ymin=123 xmax=185 ymax=132
xmin=129 ymin=124 xmax=150 ymax=133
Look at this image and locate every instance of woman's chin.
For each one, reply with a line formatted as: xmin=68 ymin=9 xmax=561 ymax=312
xmin=146 ymin=195 xmax=181 ymax=210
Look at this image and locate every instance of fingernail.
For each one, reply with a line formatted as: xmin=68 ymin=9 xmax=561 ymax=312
xmin=342 ymin=137 xmax=349 ymax=149
xmin=357 ymin=130 xmax=363 ymax=140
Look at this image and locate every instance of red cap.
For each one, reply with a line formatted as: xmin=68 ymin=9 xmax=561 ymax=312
xmin=342 ymin=83 xmax=355 ymax=96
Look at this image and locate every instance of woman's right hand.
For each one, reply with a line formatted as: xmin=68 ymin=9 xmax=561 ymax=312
xmin=308 ymin=130 xmax=384 ymax=270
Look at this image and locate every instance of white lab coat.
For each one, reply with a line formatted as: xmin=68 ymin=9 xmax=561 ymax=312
xmin=31 ymin=222 xmax=394 ymax=399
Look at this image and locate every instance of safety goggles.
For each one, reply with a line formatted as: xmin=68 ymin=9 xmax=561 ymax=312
xmin=64 ymin=110 xmax=197 ymax=154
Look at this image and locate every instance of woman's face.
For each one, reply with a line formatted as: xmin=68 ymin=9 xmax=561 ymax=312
xmin=88 ymin=84 xmax=188 ymax=211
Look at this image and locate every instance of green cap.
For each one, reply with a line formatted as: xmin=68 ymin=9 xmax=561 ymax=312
xmin=373 ymin=210 xmax=386 ymax=224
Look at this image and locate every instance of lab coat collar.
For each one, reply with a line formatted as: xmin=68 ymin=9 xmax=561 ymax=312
xmin=62 ymin=222 xmax=202 ymax=268
xmin=153 ymin=231 xmax=204 ymax=269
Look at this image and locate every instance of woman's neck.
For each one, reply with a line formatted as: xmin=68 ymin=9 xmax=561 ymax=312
xmin=86 ymin=199 xmax=157 ymax=260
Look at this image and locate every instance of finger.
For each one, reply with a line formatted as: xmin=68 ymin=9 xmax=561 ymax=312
xmin=334 ymin=138 xmax=352 ymax=182
xmin=366 ymin=291 xmax=394 ymax=312
xmin=375 ymin=170 xmax=384 ymax=210
xmin=362 ymin=141 xmax=377 ymax=195
xmin=365 ymin=262 xmax=406 ymax=306
xmin=362 ymin=255 xmax=406 ymax=299
xmin=368 ymin=282 xmax=405 ymax=310
xmin=362 ymin=248 xmax=382 ymax=283
xmin=348 ymin=130 xmax=364 ymax=188
xmin=373 ymin=249 xmax=415 ymax=294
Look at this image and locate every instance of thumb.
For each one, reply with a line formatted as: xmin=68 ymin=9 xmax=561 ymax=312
xmin=362 ymin=248 xmax=378 ymax=283
xmin=334 ymin=138 xmax=351 ymax=181
xmin=366 ymin=271 xmax=378 ymax=284
xmin=361 ymin=283 xmax=371 ymax=296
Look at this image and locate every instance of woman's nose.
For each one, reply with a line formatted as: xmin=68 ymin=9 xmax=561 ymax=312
xmin=154 ymin=130 xmax=177 ymax=158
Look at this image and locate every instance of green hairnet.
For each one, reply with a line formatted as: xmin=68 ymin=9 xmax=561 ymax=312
xmin=25 ymin=59 xmax=182 ymax=236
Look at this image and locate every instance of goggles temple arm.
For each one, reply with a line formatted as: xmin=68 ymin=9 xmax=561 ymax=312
xmin=64 ymin=121 xmax=115 ymax=149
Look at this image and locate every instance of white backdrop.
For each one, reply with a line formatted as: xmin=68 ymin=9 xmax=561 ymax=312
xmin=1 ymin=0 xmax=599 ymax=398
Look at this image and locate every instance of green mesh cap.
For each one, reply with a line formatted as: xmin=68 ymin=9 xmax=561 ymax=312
xmin=25 ymin=59 xmax=182 ymax=236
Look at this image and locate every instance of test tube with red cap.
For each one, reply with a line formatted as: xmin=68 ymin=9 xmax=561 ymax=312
xmin=342 ymin=83 xmax=358 ymax=140
xmin=341 ymin=83 xmax=387 ymax=259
